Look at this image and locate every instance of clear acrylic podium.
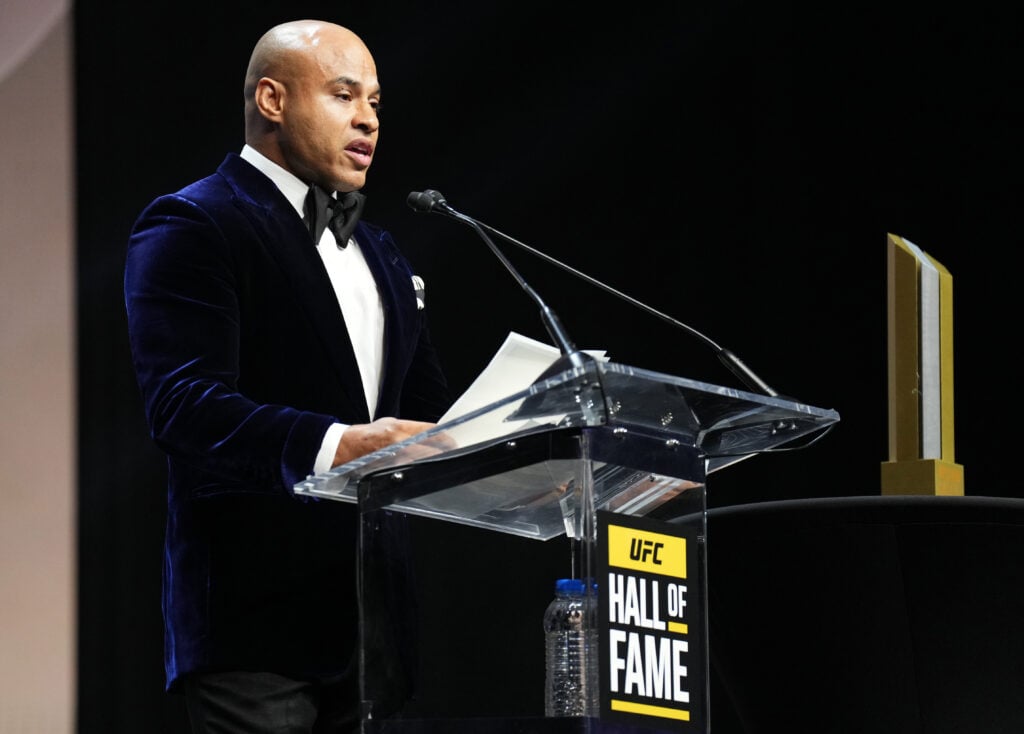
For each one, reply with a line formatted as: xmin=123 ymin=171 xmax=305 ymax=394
xmin=295 ymin=358 xmax=839 ymax=733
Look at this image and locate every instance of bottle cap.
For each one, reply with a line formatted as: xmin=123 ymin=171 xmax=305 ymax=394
xmin=555 ymin=578 xmax=586 ymax=594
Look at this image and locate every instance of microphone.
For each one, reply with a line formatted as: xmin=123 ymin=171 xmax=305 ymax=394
xmin=407 ymin=189 xmax=593 ymax=374
xmin=407 ymin=190 xmax=778 ymax=397
xmin=406 ymin=189 xmax=443 ymax=214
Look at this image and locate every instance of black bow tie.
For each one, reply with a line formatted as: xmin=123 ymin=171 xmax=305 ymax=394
xmin=304 ymin=185 xmax=366 ymax=248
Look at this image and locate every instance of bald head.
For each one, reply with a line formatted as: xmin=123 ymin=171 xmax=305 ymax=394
xmin=241 ymin=20 xmax=381 ymax=192
xmin=243 ymin=20 xmax=368 ymax=136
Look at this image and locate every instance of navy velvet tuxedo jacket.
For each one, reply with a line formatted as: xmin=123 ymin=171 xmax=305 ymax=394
xmin=124 ymin=153 xmax=450 ymax=690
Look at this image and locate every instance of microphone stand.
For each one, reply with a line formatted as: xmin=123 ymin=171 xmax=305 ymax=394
xmin=418 ymin=194 xmax=594 ymax=376
xmin=409 ymin=190 xmax=778 ymax=398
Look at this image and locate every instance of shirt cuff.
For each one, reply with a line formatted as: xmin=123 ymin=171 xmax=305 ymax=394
xmin=313 ymin=422 xmax=348 ymax=475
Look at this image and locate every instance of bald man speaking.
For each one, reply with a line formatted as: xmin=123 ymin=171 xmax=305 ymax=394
xmin=124 ymin=20 xmax=451 ymax=733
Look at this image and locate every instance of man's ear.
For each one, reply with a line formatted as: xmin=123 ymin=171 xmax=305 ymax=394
xmin=254 ymin=77 xmax=285 ymax=122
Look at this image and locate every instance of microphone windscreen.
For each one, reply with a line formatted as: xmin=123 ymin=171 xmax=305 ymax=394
xmin=407 ymin=191 xmax=436 ymax=213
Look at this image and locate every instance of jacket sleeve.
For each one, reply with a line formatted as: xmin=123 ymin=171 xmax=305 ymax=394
xmin=124 ymin=192 xmax=335 ymax=495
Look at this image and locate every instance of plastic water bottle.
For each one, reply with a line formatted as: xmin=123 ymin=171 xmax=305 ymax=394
xmin=543 ymin=578 xmax=598 ymax=717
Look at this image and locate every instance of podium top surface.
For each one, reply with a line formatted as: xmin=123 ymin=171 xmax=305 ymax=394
xmin=294 ymin=359 xmax=839 ymax=527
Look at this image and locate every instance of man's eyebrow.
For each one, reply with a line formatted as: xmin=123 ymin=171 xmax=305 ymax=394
xmin=331 ymin=76 xmax=382 ymax=97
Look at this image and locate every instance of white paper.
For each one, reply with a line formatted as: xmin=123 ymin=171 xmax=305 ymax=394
xmin=440 ymin=332 xmax=607 ymax=425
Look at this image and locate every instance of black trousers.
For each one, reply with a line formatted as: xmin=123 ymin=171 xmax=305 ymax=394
xmin=182 ymin=669 xmax=360 ymax=734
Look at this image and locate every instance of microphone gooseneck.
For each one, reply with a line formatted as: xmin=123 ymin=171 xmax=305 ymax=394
xmin=406 ymin=189 xmax=777 ymax=397
xmin=407 ymin=190 xmax=591 ymax=372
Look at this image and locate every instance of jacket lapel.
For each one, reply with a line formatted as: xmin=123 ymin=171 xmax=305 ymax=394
xmin=356 ymin=226 xmax=410 ymax=418
xmin=217 ymin=154 xmax=371 ymax=422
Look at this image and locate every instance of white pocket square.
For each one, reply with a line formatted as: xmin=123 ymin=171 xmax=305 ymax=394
xmin=412 ymin=275 xmax=425 ymax=310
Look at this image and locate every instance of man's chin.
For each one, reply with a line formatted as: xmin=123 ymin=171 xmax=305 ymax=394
xmin=333 ymin=171 xmax=368 ymax=194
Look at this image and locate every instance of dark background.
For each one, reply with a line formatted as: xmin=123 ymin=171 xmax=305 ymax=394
xmin=76 ymin=2 xmax=1022 ymax=731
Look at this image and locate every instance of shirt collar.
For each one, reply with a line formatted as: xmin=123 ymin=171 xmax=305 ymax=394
xmin=239 ymin=144 xmax=310 ymax=219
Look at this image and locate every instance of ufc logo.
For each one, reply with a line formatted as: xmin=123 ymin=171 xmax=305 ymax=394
xmin=629 ymin=538 xmax=664 ymax=565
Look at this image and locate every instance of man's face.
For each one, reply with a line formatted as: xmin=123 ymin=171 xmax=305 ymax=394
xmin=279 ymin=33 xmax=380 ymax=193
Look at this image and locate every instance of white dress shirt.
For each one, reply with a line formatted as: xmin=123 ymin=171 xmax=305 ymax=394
xmin=239 ymin=145 xmax=384 ymax=474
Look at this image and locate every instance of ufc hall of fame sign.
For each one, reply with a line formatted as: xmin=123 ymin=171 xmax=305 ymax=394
xmin=597 ymin=510 xmax=706 ymax=731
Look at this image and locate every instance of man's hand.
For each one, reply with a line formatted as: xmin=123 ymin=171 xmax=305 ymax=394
xmin=331 ymin=417 xmax=437 ymax=468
